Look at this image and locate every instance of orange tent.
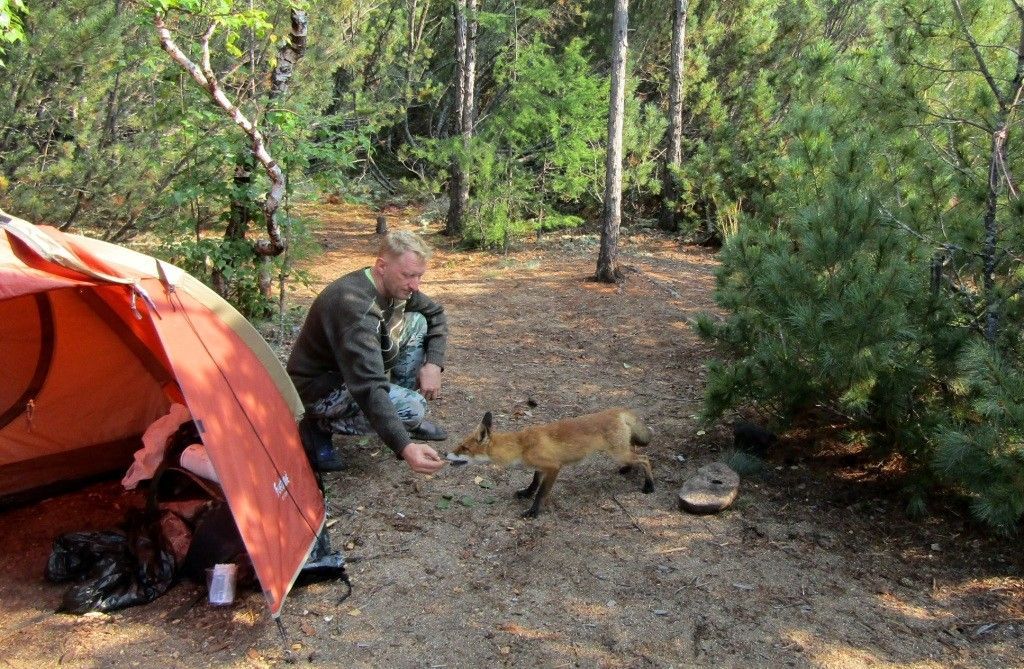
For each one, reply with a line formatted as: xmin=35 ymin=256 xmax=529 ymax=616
xmin=0 ymin=210 xmax=325 ymax=617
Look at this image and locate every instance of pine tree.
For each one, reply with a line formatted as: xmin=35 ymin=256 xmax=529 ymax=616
xmin=883 ymin=0 xmax=1024 ymax=531
xmin=932 ymin=342 xmax=1024 ymax=532
xmin=697 ymin=109 xmax=933 ymax=434
xmin=699 ymin=0 xmax=1024 ymax=532
xmin=0 ymin=1 xmax=223 ymax=238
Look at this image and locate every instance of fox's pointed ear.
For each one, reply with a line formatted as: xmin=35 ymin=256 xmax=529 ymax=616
xmin=477 ymin=411 xmax=493 ymax=443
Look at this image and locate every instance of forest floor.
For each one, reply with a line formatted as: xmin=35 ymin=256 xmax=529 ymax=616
xmin=2 ymin=202 xmax=1024 ymax=668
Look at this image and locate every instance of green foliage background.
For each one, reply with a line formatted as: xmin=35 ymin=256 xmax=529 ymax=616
xmin=2 ymin=0 xmax=1023 ymax=531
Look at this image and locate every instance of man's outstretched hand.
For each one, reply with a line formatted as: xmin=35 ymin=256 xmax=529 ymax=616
xmin=417 ymin=363 xmax=442 ymax=400
xmin=402 ymin=442 xmax=446 ymax=474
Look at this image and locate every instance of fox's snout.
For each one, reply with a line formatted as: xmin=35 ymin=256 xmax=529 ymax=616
xmin=445 ymin=451 xmax=470 ymax=465
xmin=449 ymin=433 xmax=491 ymax=465
xmin=451 ymin=441 xmax=486 ymax=460
xmin=445 ymin=438 xmax=475 ymax=463
xmin=448 ymin=412 xmax=495 ymax=464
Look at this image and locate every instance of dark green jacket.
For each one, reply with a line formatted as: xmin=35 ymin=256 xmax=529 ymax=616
xmin=287 ymin=268 xmax=447 ymax=455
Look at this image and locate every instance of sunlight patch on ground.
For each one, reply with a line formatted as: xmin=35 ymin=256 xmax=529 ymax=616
xmin=876 ymin=591 xmax=956 ymax=627
xmin=497 ymin=621 xmax=562 ymax=641
xmin=563 ymin=597 xmax=617 ymax=621
xmin=785 ymin=627 xmax=950 ymax=669
xmin=231 ymin=607 xmax=262 ymax=627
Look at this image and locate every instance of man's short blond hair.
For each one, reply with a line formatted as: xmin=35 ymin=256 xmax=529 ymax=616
xmin=379 ymin=230 xmax=432 ymax=261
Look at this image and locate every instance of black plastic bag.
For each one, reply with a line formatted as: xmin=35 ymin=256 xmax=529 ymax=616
xmin=45 ymin=531 xmax=127 ymax=583
xmin=296 ymin=528 xmax=349 ymax=591
xmin=45 ymin=511 xmax=175 ymax=614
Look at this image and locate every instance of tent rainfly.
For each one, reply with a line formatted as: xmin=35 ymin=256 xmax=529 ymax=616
xmin=0 ymin=210 xmax=325 ymax=617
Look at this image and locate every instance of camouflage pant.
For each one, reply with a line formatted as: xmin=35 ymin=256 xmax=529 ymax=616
xmin=308 ymin=312 xmax=428 ymax=437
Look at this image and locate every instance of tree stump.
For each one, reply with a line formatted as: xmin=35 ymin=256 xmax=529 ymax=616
xmin=677 ymin=462 xmax=740 ymax=515
xmin=375 ymin=215 xmax=388 ymax=235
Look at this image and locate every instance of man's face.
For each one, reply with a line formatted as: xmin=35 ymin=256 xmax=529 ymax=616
xmin=375 ymin=251 xmax=427 ymax=301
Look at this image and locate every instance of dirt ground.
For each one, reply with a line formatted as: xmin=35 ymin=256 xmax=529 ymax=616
xmin=2 ymin=203 xmax=1023 ymax=668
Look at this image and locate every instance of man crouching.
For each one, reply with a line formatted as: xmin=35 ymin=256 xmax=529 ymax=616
xmin=287 ymin=230 xmax=448 ymax=475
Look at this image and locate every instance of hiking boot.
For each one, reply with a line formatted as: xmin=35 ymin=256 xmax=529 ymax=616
xmin=313 ymin=445 xmax=346 ymax=473
xmin=409 ymin=419 xmax=448 ymax=441
xmin=299 ymin=415 xmax=345 ymax=472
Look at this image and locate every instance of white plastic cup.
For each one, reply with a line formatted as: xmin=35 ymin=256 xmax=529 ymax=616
xmin=207 ymin=563 xmax=237 ymax=606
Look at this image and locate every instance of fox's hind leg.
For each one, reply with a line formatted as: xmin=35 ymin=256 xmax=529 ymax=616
xmin=617 ymin=450 xmax=654 ymax=493
xmin=635 ymin=453 xmax=655 ymax=493
xmin=614 ymin=440 xmax=655 ymax=493
xmin=624 ymin=416 xmax=654 ymax=492
xmin=516 ymin=471 xmax=541 ymax=498
xmin=523 ymin=468 xmax=560 ymax=518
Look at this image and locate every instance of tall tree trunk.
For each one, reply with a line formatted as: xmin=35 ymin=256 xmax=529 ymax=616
xmin=597 ymin=0 xmax=628 ymax=283
xmin=446 ymin=0 xmax=477 ymax=237
xmin=213 ymin=159 xmax=253 ymax=296
xmin=445 ymin=0 xmax=467 ymax=236
xmin=257 ymin=8 xmax=307 ymax=299
xmin=659 ymin=0 xmax=687 ymax=232
xmin=270 ymin=9 xmax=308 ymax=101
xmin=462 ymin=0 xmax=477 ymax=211
xmin=982 ymin=122 xmax=1006 ymax=342
xmin=464 ymin=0 xmax=477 ymax=130
xmin=951 ymin=0 xmax=1023 ymax=343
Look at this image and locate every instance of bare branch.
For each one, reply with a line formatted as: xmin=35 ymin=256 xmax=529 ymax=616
xmin=917 ymin=110 xmax=992 ymax=133
xmin=155 ymin=14 xmax=211 ymax=91
xmin=877 ymin=205 xmax=984 ymax=259
xmin=997 ymin=139 xmax=1019 ymax=199
xmin=154 ymin=11 xmax=286 ymax=257
xmin=200 ymin=23 xmax=215 ymax=83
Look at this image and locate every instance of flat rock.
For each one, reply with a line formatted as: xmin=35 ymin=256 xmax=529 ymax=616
xmin=678 ymin=462 xmax=740 ymax=514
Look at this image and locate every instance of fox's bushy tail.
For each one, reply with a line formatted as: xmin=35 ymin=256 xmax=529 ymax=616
xmin=625 ymin=411 xmax=653 ymax=446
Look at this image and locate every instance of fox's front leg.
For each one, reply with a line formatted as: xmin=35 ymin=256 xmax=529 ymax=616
xmin=516 ymin=471 xmax=541 ymax=499
xmin=523 ymin=468 xmax=560 ymax=518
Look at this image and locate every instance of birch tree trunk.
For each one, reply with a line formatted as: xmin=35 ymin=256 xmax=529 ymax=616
xmin=257 ymin=8 xmax=307 ymax=298
xmin=154 ymin=8 xmax=306 ymax=302
xmin=659 ymin=0 xmax=688 ymax=232
xmin=464 ymin=0 xmax=477 ymax=130
xmin=270 ymin=9 xmax=308 ymax=101
xmin=597 ymin=0 xmax=628 ymax=283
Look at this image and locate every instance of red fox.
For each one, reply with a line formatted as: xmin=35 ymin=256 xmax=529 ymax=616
xmin=449 ymin=408 xmax=654 ymax=517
